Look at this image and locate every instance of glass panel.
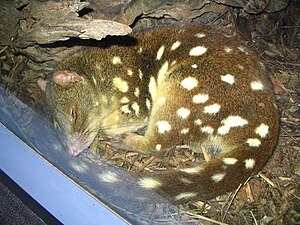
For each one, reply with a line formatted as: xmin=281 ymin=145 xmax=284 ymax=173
xmin=0 ymin=86 xmax=198 ymax=224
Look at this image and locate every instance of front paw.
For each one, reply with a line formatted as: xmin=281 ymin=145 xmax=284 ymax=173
xmin=109 ymin=133 xmax=134 ymax=153
xmin=109 ymin=133 xmax=152 ymax=156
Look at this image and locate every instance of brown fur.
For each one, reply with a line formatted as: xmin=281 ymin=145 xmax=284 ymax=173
xmin=38 ymin=24 xmax=279 ymax=202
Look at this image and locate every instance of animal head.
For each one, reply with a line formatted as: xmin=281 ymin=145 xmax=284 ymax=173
xmin=38 ymin=70 xmax=102 ymax=156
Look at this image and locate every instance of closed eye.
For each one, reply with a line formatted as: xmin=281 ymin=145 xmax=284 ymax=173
xmin=70 ymin=106 xmax=76 ymax=124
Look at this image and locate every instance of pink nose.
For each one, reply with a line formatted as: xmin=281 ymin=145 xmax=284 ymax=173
xmin=68 ymin=146 xmax=81 ymax=156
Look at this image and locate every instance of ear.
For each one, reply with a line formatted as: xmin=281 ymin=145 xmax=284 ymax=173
xmin=52 ymin=70 xmax=85 ymax=87
xmin=37 ymin=78 xmax=47 ymax=92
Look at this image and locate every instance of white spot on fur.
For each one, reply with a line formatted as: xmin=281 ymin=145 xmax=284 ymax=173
xmin=138 ymin=47 xmax=143 ymax=53
xmin=149 ymin=76 xmax=157 ymax=100
xmin=221 ymin=74 xmax=235 ymax=85
xmin=191 ymin=64 xmax=198 ymax=69
xmin=238 ymin=64 xmax=244 ymax=70
xmin=193 ymin=93 xmax=209 ymax=104
xmin=246 ymin=138 xmax=261 ymax=147
xmin=156 ymin=45 xmax=165 ymax=60
xmin=121 ymin=104 xmax=131 ymax=114
xmin=120 ymin=96 xmax=130 ymax=104
xmin=134 ymin=87 xmax=140 ymax=97
xmin=201 ymin=126 xmax=214 ymax=134
xmin=217 ymin=127 xmax=230 ymax=136
xmin=194 ymin=119 xmax=202 ymax=126
xmin=138 ymin=177 xmax=162 ymax=189
xmin=260 ymin=62 xmax=266 ymax=70
xmin=224 ymin=116 xmax=249 ymax=127
xmin=175 ymin=192 xmax=197 ymax=201
xmin=180 ymin=128 xmax=189 ymax=134
xmin=189 ymin=46 xmax=207 ymax=56
xmin=95 ymin=63 xmax=102 ymax=70
xmin=223 ymin=158 xmax=238 ymax=165
xmin=251 ymin=81 xmax=264 ymax=90
xmin=156 ymin=121 xmax=172 ymax=134
xmin=131 ymin=102 xmax=140 ymax=115
xmin=180 ymin=178 xmax=193 ymax=184
xmin=138 ymin=69 xmax=143 ymax=79
xmin=157 ymin=61 xmax=169 ymax=84
xmin=203 ymin=103 xmax=221 ymax=114
xmin=113 ymin=77 xmax=129 ymax=93
xmin=255 ymin=123 xmax=269 ymax=138
xmin=180 ymin=166 xmax=202 ymax=174
xmin=146 ymin=98 xmax=151 ymax=110
xmin=127 ymin=69 xmax=133 ymax=76
xmin=195 ymin=33 xmax=206 ymax=38
xmin=181 ymin=77 xmax=198 ymax=90
xmin=112 ymin=56 xmax=122 ymax=64
xmin=158 ymin=96 xmax=166 ymax=105
xmin=170 ymin=41 xmax=181 ymax=51
xmin=177 ymin=107 xmax=191 ymax=119
xmin=245 ymin=158 xmax=255 ymax=169
xmin=237 ymin=46 xmax=244 ymax=52
xmin=217 ymin=115 xmax=248 ymax=135
xmin=92 ymin=76 xmax=97 ymax=85
xmin=101 ymin=95 xmax=108 ymax=104
xmin=211 ymin=172 xmax=226 ymax=182
xmin=224 ymin=47 xmax=233 ymax=53
xmin=155 ymin=144 xmax=162 ymax=151
xmin=224 ymin=34 xmax=232 ymax=38
xmin=238 ymin=46 xmax=247 ymax=54
xmin=99 ymin=171 xmax=119 ymax=183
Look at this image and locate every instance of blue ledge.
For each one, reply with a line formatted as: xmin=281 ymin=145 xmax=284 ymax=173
xmin=0 ymin=123 xmax=128 ymax=225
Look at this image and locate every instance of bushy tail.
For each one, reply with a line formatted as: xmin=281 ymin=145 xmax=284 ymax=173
xmin=138 ymin=132 xmax=279 ymax=203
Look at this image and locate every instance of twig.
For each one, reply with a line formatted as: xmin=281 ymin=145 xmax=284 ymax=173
xmin=138 ymin=155 xmax=157 ymax=172
xmin=258 ymin=172 xmax=276 ymax=187
xmin=222 ymin=183 xmax=243 ymax=221
xmin=290 ymin=14 xmax=300 ymax=46
xmin=0 ymin=46 xmax=8 ymax=54
xmin=245 ymin=182 xmax=255 ymax=202
xmin=250 ymin=211 xmax=258 ymax=225
xmin=186 ymin=211 xmax=229 ymax=225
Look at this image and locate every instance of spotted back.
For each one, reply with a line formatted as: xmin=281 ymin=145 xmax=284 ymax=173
xmin=48 ymin=24 xmax=279 ymax=202
xmin=112 ymin=24 xmax=279 ymax=201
